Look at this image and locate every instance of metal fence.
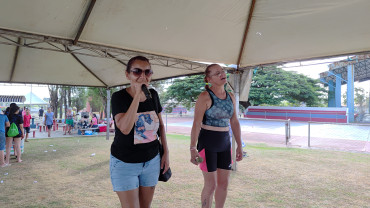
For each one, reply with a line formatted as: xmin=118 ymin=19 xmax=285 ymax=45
xmin=307 ymin=121 xmax=370 ymax=148
xmin=162 ymin=115 xmax=370 ymax=152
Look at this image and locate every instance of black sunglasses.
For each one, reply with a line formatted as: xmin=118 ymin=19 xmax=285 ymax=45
xmin=130 ymin=68 xmax=153 ymax=77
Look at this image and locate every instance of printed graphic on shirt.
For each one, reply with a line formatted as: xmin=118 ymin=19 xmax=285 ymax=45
xmin=134 ymin=110 xmax=159 ymax=144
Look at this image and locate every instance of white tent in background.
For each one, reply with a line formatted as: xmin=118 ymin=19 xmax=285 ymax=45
xmin=22 ymin=92 xmax=48 ymax=105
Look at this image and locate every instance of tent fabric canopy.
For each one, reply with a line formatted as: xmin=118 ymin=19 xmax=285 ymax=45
xmin=0 ymin=0 xmax=370 ymax=88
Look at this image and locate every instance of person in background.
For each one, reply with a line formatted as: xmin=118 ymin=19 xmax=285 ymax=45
xmin=44 ymin=107 xmax=54 ymax=137
xmin=64 ymin=108 xmax=74 ymax=135
xmin=0 ymin=111 xmax=10 ymax=167
xmin=39 ymin=107 xmax=44 ymax=119
xmin=23 ymin=108 xmax=32 ymax=142
xmin=90 ymin=113 xmax=98 ymax=128
xmin=72 ymin=107 xmax=77 ymax=130
xmin=4 ymin=103 xmax=16 ymax=116
xmin=5 ymin=104 xmax=24 ymax=164
xmin=190 ymin=64 xmax=243 ymax=208
xmin=72 ymin=107 xmax=77 ymax=119
xmin=110 ymin=56 xmax=169 ymax=208
xmin=21 ymin=106 xmax=26 ymax=117
xmin=78 ymin=115 xmax=89 ymax=135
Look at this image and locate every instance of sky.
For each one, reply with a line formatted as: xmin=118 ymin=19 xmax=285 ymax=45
xmin=0 ymin=83 xmax=50 ymax=99
xmin=281 ymin=57 xmax=370 ymax=96
xmin=0 ymin=57 xmax=369 ymax=99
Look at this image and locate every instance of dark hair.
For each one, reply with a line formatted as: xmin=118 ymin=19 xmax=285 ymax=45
xmin=83 ymin=115 xmax=89 ymax=119
xmin=9 ymin=105 xmax=20 ymax=119
xmin=204 ymin=64 xmax=220 ymax=90
xmin=126 ymin=56 xmax=151 ymax=72
xmin=93 ymin=114 xmax=96 ymax=118
xmin=4 ymin=107 xmax=10 ymax=115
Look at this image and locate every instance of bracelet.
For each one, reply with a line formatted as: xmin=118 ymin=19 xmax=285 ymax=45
xmin=190 ymin=146 xmax=197 ymax=150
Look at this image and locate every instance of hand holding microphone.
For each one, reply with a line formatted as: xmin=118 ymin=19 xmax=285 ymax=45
xmin=141 ymin=84 xmax=152 ymax=100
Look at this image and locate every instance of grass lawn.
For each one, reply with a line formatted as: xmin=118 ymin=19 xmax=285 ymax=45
xmin=0 ymin=134 xmax=369 ymax=208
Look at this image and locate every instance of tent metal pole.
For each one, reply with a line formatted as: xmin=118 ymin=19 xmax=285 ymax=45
xmin=106 ymin=88 xmax=111 ymax=140
xmin=231 ymin=72 xmax=240 ymax=171
xmin=73 ymin=0 xmax=96 ymax=45
xmin=9 ymin=38 xmax=21 ymax=82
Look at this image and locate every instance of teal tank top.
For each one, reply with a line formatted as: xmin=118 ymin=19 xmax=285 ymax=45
xmin=202 ymin=89 xmax=234 ymax=127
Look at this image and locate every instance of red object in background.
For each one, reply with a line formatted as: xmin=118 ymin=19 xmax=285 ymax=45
xmin=99 ymin=126 xmax=107 ymax=132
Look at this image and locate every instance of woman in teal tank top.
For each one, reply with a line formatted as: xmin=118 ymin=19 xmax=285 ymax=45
xmin=190 ymin=64 xmax=244 ymax=208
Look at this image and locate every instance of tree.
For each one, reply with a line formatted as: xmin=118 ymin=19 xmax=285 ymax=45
xmin=151 ymin=80 xmax=168 ymax=102
xmin=163 ymin=66 xmax=326 ymax=109
xmin=342 ymin=87 xmax=367 ymax=106
xmin=163 ymin=75 xmax=205 ymax=110
xmin=87 ymin=87 xmax=119 ymax=118
xmin=248 ymin=66 xmax=326 ymax=106
xmin=70 ymin=87 xmax=87 ymax=112
xmin=48 ymin=85 xmax=59 ymax=118
xmin=342 ymin=87 xmax=368 ymax=119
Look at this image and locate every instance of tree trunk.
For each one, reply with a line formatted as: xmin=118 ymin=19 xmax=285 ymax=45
xmin=48 ymin=85 xmax=59 ymax=118
xmin=64 ymin=88 xmax=68 ymax=119
xmin=67 ymin=87 xmax=72 ymax=108
xmin=59 ymin=87 xmax=65 ymax=119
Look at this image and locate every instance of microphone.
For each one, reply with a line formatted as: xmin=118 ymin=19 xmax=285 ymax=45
xmin=141 ymin=84 xmax=152 ymax=99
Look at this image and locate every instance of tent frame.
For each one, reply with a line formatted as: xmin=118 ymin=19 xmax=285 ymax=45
xmin=0 ymin=28 xmax=210 ymax=84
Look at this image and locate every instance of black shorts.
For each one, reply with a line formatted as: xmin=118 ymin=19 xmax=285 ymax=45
xmin=24 ymin=127 xmax=30 ymax=133
xmin=197 ymin=129 xmax=232 ymax=172
xmin=47 ymin=124 xmax=53 ymax=130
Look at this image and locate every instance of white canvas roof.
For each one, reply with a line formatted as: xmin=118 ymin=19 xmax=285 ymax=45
xmin=1 ymin=0 xmax=369 ymax=88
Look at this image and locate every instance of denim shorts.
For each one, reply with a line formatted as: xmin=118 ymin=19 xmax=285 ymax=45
xmin=0 ymin=132 xmax=5 ymax=150
xmin=110 ymin=154 xmax=160 ymax=192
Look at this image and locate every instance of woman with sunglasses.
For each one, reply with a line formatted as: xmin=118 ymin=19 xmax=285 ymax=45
xmin=110 ymin=56 xmax=169 ymax=208
xmin=190 ymin=64 xmax=243 ymax=208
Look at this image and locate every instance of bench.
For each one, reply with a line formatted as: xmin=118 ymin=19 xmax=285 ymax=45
xmin=38 ymin=124 xmax=46 ymax=132
xmin=78 ymin=127 xmax=99 ymax=135
xmin=59 ymin=124 xmax=67 ymax=131
xmin=85 ymin=127 xmax=99 ymax=132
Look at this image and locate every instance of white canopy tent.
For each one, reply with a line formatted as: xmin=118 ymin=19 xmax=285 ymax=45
xmin=1 ymin=0 xmax=369 ymax=86
xmin=23 ymin=92 xmax=48 ymax=105
xmin=1 ymin=0 xmax=370 ymax=169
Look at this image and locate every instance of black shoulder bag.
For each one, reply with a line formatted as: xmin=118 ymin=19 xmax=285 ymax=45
xmin=148 ymin=88 xmax=172 ymax=182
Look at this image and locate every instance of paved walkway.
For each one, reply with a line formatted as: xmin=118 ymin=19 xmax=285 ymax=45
xmin=27 ymin=127 xmax=113 ymax=140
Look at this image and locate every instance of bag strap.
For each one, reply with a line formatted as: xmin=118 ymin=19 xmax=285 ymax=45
xmin=148 ymin=89 xmax=161 ymax=138
xmin=149 ymin=89 xmax=159 ymax=114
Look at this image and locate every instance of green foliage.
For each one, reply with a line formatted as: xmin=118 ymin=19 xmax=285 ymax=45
xmin=70 ymin=87 xmax=87 ymax=112
xmin=163 ymin=75 xmax=205 ymax=109
xmin=88 ymin=87 xmax=119 ymax=113
xmin=151 ymin=80 xmax=168 ymax=102
xmin=162 ymin=67 xmax=326 ymax=109
xmin=249 ymin=66 xmax=326 ymax=106
xmin=342 ymin=87 xmax=367 ymax=106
